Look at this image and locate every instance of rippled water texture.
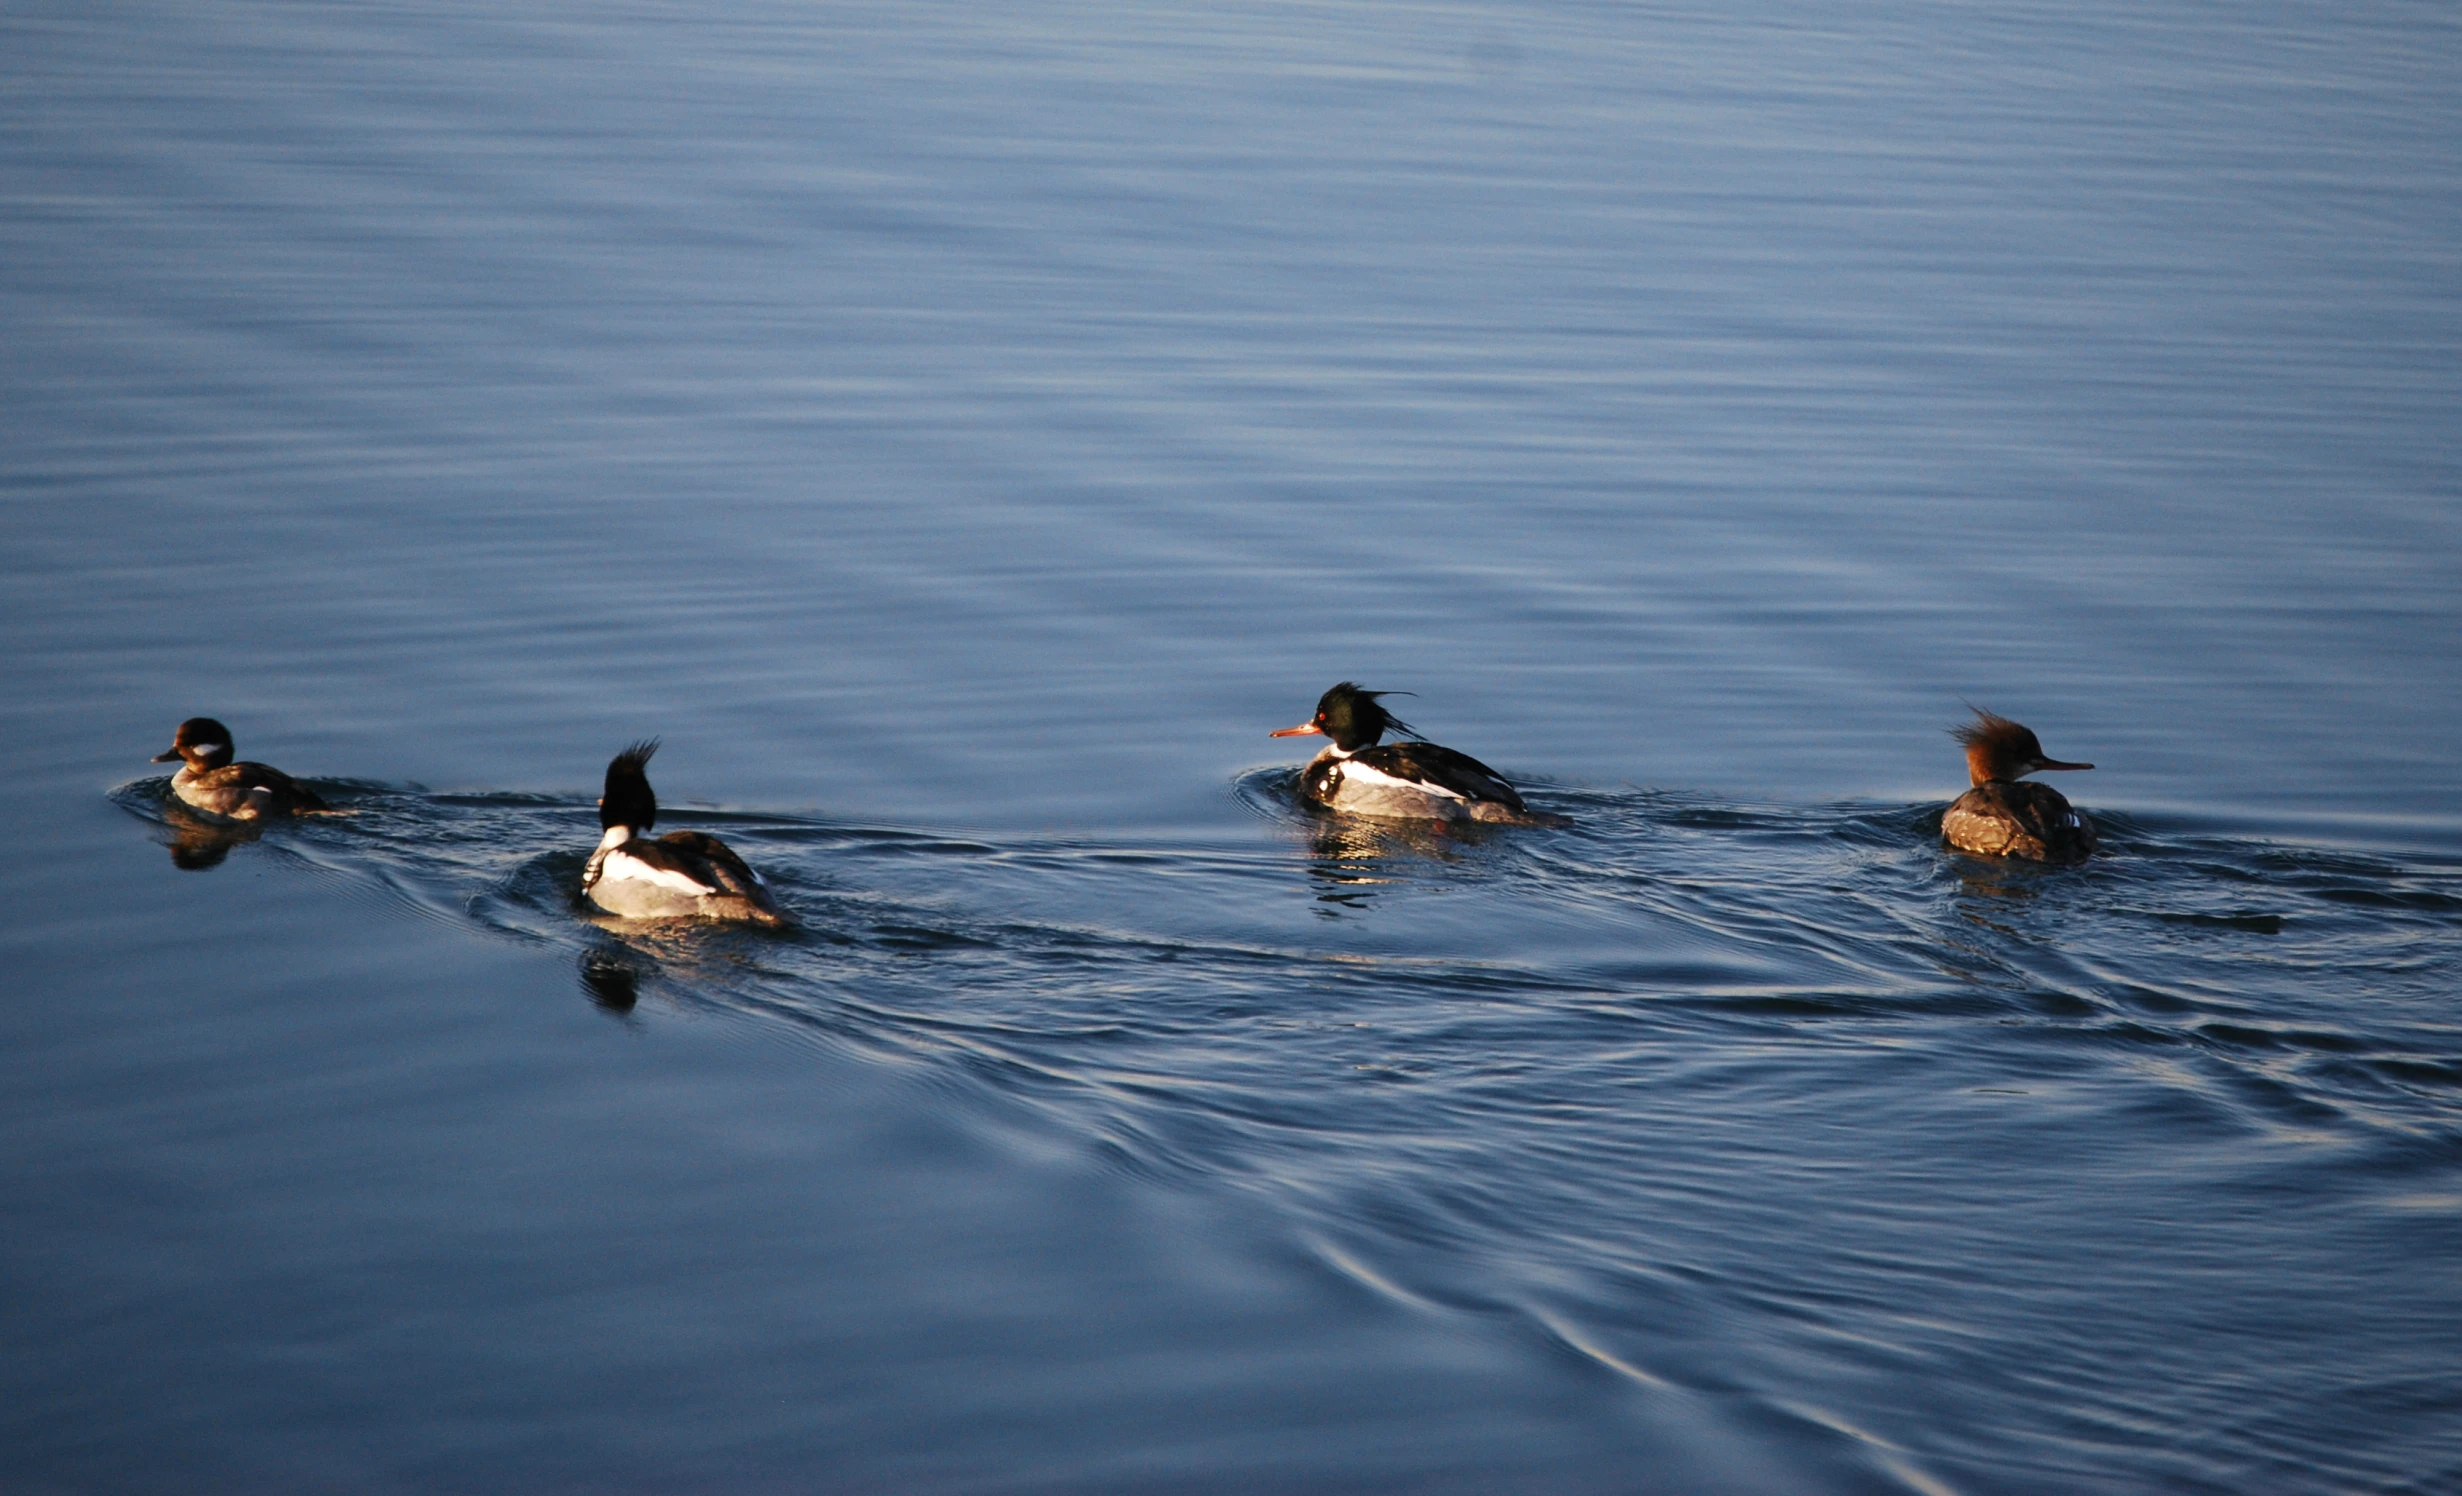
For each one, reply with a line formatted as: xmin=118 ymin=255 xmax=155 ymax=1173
xmin=7 ymin=1 xmax=2462 ymax=1491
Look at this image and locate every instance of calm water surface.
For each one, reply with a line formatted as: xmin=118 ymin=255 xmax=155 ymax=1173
xmin=4 ymin=2 xmax=2459 ymax=1491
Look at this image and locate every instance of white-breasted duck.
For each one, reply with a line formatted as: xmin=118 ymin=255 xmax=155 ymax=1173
xmin=581 ymin=740 xmax=788 ymax=926
xmin=1940 ymin=709 xmax=2097 ymax=863
xmin=151 ymin=716 xmax=329 ymax=820
xmin=1271 ymin=682 xmax=1535 ymax=824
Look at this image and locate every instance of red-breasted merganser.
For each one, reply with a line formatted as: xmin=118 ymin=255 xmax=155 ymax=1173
xmin=151 ymin=717 xmax=329 ymax=820
xmin=1271 ymin=682 xmax=1534 ymax=823
xmin=582 ymin=740 xmax=788 ymax=926
xmin=1941 ymin=709 xmax=2097 ymax=863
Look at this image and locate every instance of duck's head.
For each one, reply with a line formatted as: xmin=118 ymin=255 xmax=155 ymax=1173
xmin=1271 ymin=682 xmax=1417 ymax=755
xmin=1953 ymin=709 xmax=2093 ymax=787
xmin=153 ymin=717 xmax=235 ymax=770
xmin=599 ymin=738 xmax=662 ymax=835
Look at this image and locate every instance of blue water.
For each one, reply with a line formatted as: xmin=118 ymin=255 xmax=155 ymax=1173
xmin=5 ymin=2 xmax=2460 ymax=1490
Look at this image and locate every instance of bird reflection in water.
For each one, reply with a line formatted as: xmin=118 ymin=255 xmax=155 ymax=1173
xmin=1301 ymin=811 xmax=1482 ymax=913
xmin=572 ymin=914 xmax=793 ymax=1018
xmin=157 ymin=801 xmax=265 ymax=870
xmin=577 ymin=948 xmax=643 ymax=1016
xmin=1955 ymin=863 xmax=2050 ymax=903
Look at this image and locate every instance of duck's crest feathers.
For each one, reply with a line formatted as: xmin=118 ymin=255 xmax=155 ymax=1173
xmin=1950 ymin=708 xmax=2025 ymax=752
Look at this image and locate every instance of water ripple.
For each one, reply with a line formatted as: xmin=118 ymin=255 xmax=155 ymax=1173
xmin=111 ymin=772 xmax=2462 ymax=1487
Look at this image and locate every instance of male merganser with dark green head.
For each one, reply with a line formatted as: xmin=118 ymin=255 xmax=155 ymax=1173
xmin=1271 ymin=682 xmax=1533 ymax=823
xmin=1941 ymin=709 xmax=2097 ymax=863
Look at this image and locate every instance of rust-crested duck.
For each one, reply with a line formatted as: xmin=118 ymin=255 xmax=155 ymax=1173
xmin=1941 ymin=709 xmax=2096 ymax=863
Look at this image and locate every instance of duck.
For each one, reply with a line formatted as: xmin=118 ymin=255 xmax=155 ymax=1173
xmin=581 ymin=740 xmax=789 ymax=925
xmin=1941 ymin=709 xmax=2097 ymax=863
xmin=1271 ymin=682 xmax=1536 ymax=823
xmin=151 ymin=717 xmax=329 ymax=820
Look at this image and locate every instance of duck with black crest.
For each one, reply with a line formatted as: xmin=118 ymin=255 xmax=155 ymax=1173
xmin=1271 ymin=682 xmax=1549 ymax=825
xmin=582 ymin=740 xmax=789 ymax=926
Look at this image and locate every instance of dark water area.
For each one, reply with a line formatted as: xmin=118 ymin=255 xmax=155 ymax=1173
xmin=5 ymin=1 xmax=2460 ymax=1491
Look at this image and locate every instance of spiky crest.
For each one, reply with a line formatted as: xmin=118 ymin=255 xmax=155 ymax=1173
xmin=601 ymin=738 xmax=663 ymax=831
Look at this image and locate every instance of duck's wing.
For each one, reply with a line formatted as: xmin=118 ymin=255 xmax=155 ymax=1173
xmin=1989 ymin=782 xmax=2090 ymax=842
xmin=193 ymin=761 xmax=328 ymax=814
xmin=654 ymin=830 xmax=771 ymax=898
xmin=1351 ymin=741 xmax=1527 ymax=812
xmin=270 ymin=769 xmax=327 ymax=812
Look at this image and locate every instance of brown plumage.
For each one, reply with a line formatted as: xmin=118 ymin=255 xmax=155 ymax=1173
xmin=1941 ymin=710 xmax=2097 ymax=863
xmin=151 ymin=716 xmax=330 ymax=820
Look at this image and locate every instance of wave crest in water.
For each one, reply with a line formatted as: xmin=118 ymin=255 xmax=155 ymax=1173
xmin=112 ymin=773 xmax=2462 ymax=1488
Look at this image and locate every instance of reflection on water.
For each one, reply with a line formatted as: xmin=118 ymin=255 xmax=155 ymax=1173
xmin=576 ymin=948 xmax=642 ymax=1016
xmin=110 ymin=768 xmax=2462 ymax=1132
xmin=1300 ymin=795 xmax=1478 ymax=907
xmin=77 ymin=734 xmax=2462 ymax=1488
xmin=152 ymin=787 xmax=364 ymax=869
xmin=155 ymin=801 xmax=263 ymax=870
xmin=1243 ymin=765 xmax=1575 ymax=913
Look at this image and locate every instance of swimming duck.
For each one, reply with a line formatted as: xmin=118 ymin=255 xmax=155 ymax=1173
xmin=151 ymin=717 xmax=329 ymax=820
xmin=1271 ymin=682 xmax=1534 ymax=823
xmin=581 ymin=740 xmax=788 ymax=925
xmin=1941 ymin=709 xmax=2096 ymax=863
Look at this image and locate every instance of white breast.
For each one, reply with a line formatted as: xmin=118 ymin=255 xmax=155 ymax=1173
xmin=603 ymin=848 xmax=716 ymax=896
xmin=1339 ymin=759 xmax=1466 ymax=799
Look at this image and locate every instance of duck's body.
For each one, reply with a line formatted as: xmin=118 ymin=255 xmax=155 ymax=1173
xmin=584 ymin=826 xmax=784 ymax=923
xmin=1941 ymin=710 xmax=2096 ymax=863
xmin=1942 ymin=780 xmax=2096 ymax=862
xmin=152 ymin=717 xmax=328 ymax=820
xmin=1298 ymin=739 xmax=1530 ymax=822
xmin=1273 ymin=682 xmax=1532 ymax=824
xmin=582 ymin=740 xmax=788 ymax=926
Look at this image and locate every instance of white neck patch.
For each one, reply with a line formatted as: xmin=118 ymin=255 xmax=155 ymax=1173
xmin=597 ymin=825 xmax=635 ymax=850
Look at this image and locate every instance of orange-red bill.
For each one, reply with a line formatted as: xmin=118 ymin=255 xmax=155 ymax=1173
xmin=1269 ymin=722 xmax=1324 ymax=738
xmin=2037 ymin=758 xmax=2094 ymax=772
